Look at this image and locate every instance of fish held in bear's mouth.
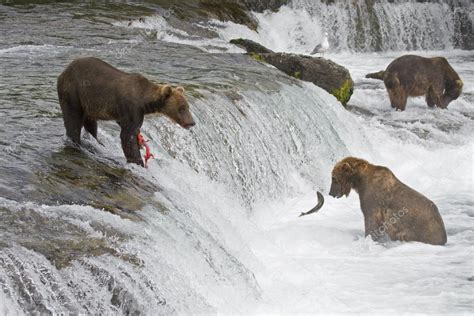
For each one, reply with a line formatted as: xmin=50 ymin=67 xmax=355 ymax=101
xmin=299 ymin=191 xmax=325 ymax=217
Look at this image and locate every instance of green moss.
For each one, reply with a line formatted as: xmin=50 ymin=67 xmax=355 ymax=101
xmin=249 ymin=53 xmax=265 ymax=62
xmin=293 ymin=71 xmax=302 ymax=79
xmin=230 ymin=38 xmax=246 ymax=46
xmin=331 ymin=79 xmax=354 ymax=106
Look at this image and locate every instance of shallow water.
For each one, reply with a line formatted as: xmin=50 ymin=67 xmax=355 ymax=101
xmin=0 ymin=1 xmax=473 ymax=314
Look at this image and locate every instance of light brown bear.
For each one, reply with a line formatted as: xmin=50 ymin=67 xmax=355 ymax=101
xmin=329 ymin=157 xmax=447 ymax=245
xmin=366 ymin=55 xmax=463 ymax=111
xmin=57 ymin=57 xmax=195 ymax=167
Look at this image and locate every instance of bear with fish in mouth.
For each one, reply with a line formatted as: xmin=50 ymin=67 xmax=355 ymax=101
xmin=366 ymin=55 xmax=463 ymax=111
xmin=329 ymin=157 xmax=447 ymax=245
xmin=57 ymin=57 xmax=195 ymax=167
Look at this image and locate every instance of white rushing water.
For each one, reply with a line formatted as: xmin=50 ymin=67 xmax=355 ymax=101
xmin=131 ymin=0 xmax=472 ymax=53
xmin=246 ymin=51 xmax=474 ymax=313
xmin=4 ymin=49 xmax=471 ymax=313
xmin=1 ymin=1 xmax=473 ymax=314
xmin=114 ymin=3 xmax=473 ymax=312
xmin=126 ymin=52 xmax=473 ymax=313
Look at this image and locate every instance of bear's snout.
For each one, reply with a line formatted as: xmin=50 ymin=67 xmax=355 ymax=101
xmin=183 ymin=121 xmax=196 ymax=129
xmin=329 ymin=182 xmax=342 ymax=198
xmin=329 ymin=190 xmax=341 ymax=199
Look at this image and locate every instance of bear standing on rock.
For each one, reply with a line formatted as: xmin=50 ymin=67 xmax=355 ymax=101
xmin=57 ymin=57 xmax=195 ymax=167
xmin=329 ymin=157 xmax=447 ymax=245
xmin=366 ymin=55 xmax=463 ymax=111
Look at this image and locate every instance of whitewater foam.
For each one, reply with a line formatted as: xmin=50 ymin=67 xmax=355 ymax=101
xmin=1 ymin=3 xmax=473 ymax=312
xmin=126 ymin=1 xmax=470 ymax=53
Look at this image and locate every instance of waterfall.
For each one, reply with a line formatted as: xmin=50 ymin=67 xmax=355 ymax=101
xmin=117 ymin=0 xmax=472 ymax=54
xmin=287 ymin=0 xmax=473 ymax=52
xmin=146 ymin=82 xmax=365 ymax=207
xmin=1 ymin=1 xmax=472 ymax=313
xmin=209 ymin=0 xmax=472 ymax=53
xmin=0 ymin=69 xmax=369 ymax=313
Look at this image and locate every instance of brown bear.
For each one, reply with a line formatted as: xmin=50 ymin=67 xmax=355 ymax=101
xmin=367 ymin=55 xmax=463 ymax=111
xmin=57 ymin=57 xmax=195 ymax=167
xmin=329 ymin=157 xmax=447 ymax=245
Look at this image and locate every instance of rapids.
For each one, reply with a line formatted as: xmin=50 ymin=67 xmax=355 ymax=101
xmin=0 ymin=1 xmax=472 ymax=314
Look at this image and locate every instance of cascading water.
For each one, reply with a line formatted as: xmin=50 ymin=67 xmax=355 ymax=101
xmin=289 ymin=0 xmax=472 ymax=52
xmin=153 ymin=0 xmax=472 ymax=53
xmin=0 ymin=1 xmax=473 ymax=314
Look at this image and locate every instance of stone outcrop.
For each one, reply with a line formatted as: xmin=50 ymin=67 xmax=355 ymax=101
xmin=231 ymin=38 xmax=354 ymax=106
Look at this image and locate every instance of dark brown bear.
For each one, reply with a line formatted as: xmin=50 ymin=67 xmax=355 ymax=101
xmin=57 ymin=57 xmax=195 ymax=167
xmin=329 ymin=157 xmax=447 ymax=245
xmin=367 ymin=55 xmax=463 ymax=111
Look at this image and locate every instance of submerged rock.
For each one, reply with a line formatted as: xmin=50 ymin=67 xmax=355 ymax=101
xmin=28 ymin=146 xmax=167 ymax=219
xmin=0 ymin=204 xmax=141 ymax=269
xmin=230 ymin=38 xmax=354 ymax=106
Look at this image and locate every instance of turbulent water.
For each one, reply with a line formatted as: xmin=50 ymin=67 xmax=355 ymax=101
xmin=0 ymin=1 xmax=473 ymax=314
xmin=145 ymin=0 xmax=473 ymax=53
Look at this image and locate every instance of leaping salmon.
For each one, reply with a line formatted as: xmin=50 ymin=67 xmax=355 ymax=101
xmin=299 ymin=191 xmax=324 ymax=217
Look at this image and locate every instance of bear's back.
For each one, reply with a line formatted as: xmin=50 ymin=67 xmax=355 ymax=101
xmin=58 ymin=57 xmax=154 ymax=120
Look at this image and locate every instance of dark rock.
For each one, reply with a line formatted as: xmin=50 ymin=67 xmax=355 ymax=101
xmin=146 ymin=0 xmax=289 ymax=32
xmin=153 ymin=0 xmax=259 ymax=31
xmin=237 ymin=0 xmax=289 ymax=12
xmin=231 ymin=38 xmax=354 ymax=106
xmin=230 ymin=38 xmax=274 ymax=54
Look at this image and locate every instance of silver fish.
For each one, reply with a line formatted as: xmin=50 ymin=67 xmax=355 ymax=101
xmin=299 ymin=191 xmax=324 ymax=217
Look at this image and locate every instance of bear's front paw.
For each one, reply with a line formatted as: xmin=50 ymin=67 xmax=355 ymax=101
xmin=127 ymin=157 xmax=145 ymax=167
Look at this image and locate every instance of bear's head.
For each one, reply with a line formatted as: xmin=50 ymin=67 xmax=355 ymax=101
xmin=329 ymin=157 xmax=368 ymax=198
xmin=159 ymin=85 xmax=195 ymax=129
xmin=442 ymin=79 xmax=463 ymax=107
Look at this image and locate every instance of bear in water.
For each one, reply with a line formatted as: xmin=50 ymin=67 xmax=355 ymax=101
xmin=329 ymin=157 xmax=447 ymax=245
xmin=366 ymin=55 xmax=463 ymax=111
xmin=57 ymin=57 xmax=195 ymax=167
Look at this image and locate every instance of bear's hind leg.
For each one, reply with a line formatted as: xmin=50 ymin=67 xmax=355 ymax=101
xmin=58 ymin=88 xmax=83 ymax=144
xmin=63 ymin=113 xmax=83 ymax=145
xmin=60 ymin=102 xmax=83 ymax=145
xmin=84 ymin=118 xmax=98 ymax=140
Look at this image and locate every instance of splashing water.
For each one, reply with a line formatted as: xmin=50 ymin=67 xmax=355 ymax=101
xmin=161 ymin=0 xmax=472 ymax=53
xmin=0 ymin=1 xmax=473 ymax=314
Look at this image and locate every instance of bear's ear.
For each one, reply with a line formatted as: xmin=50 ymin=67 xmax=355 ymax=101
xmin=161 ymin=85 xmax=173 ymax=99
xmin=176 ymin=86 xmax=185 ymax=94
xmin=341 ymin=162 xmax=352 ymax=173
xmin=455 ymin=80 xmax=463 ymax=88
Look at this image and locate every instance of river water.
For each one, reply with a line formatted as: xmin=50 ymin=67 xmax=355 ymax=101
xmin=0 ymin=1 xmax=473 ymax=314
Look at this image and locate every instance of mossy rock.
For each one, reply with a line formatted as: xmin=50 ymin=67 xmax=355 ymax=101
xmin=230 ymin=38 xmax=274 ymax=54
xmin=232 ymin=39 xmax=355 ymax=106
xmin=249 ymin=53 xmax=266 ymax=62
xmin=331 ymin=79 xmax=354 ymax=107
xmin=293 ymin=71 xmax=302 ymax=79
